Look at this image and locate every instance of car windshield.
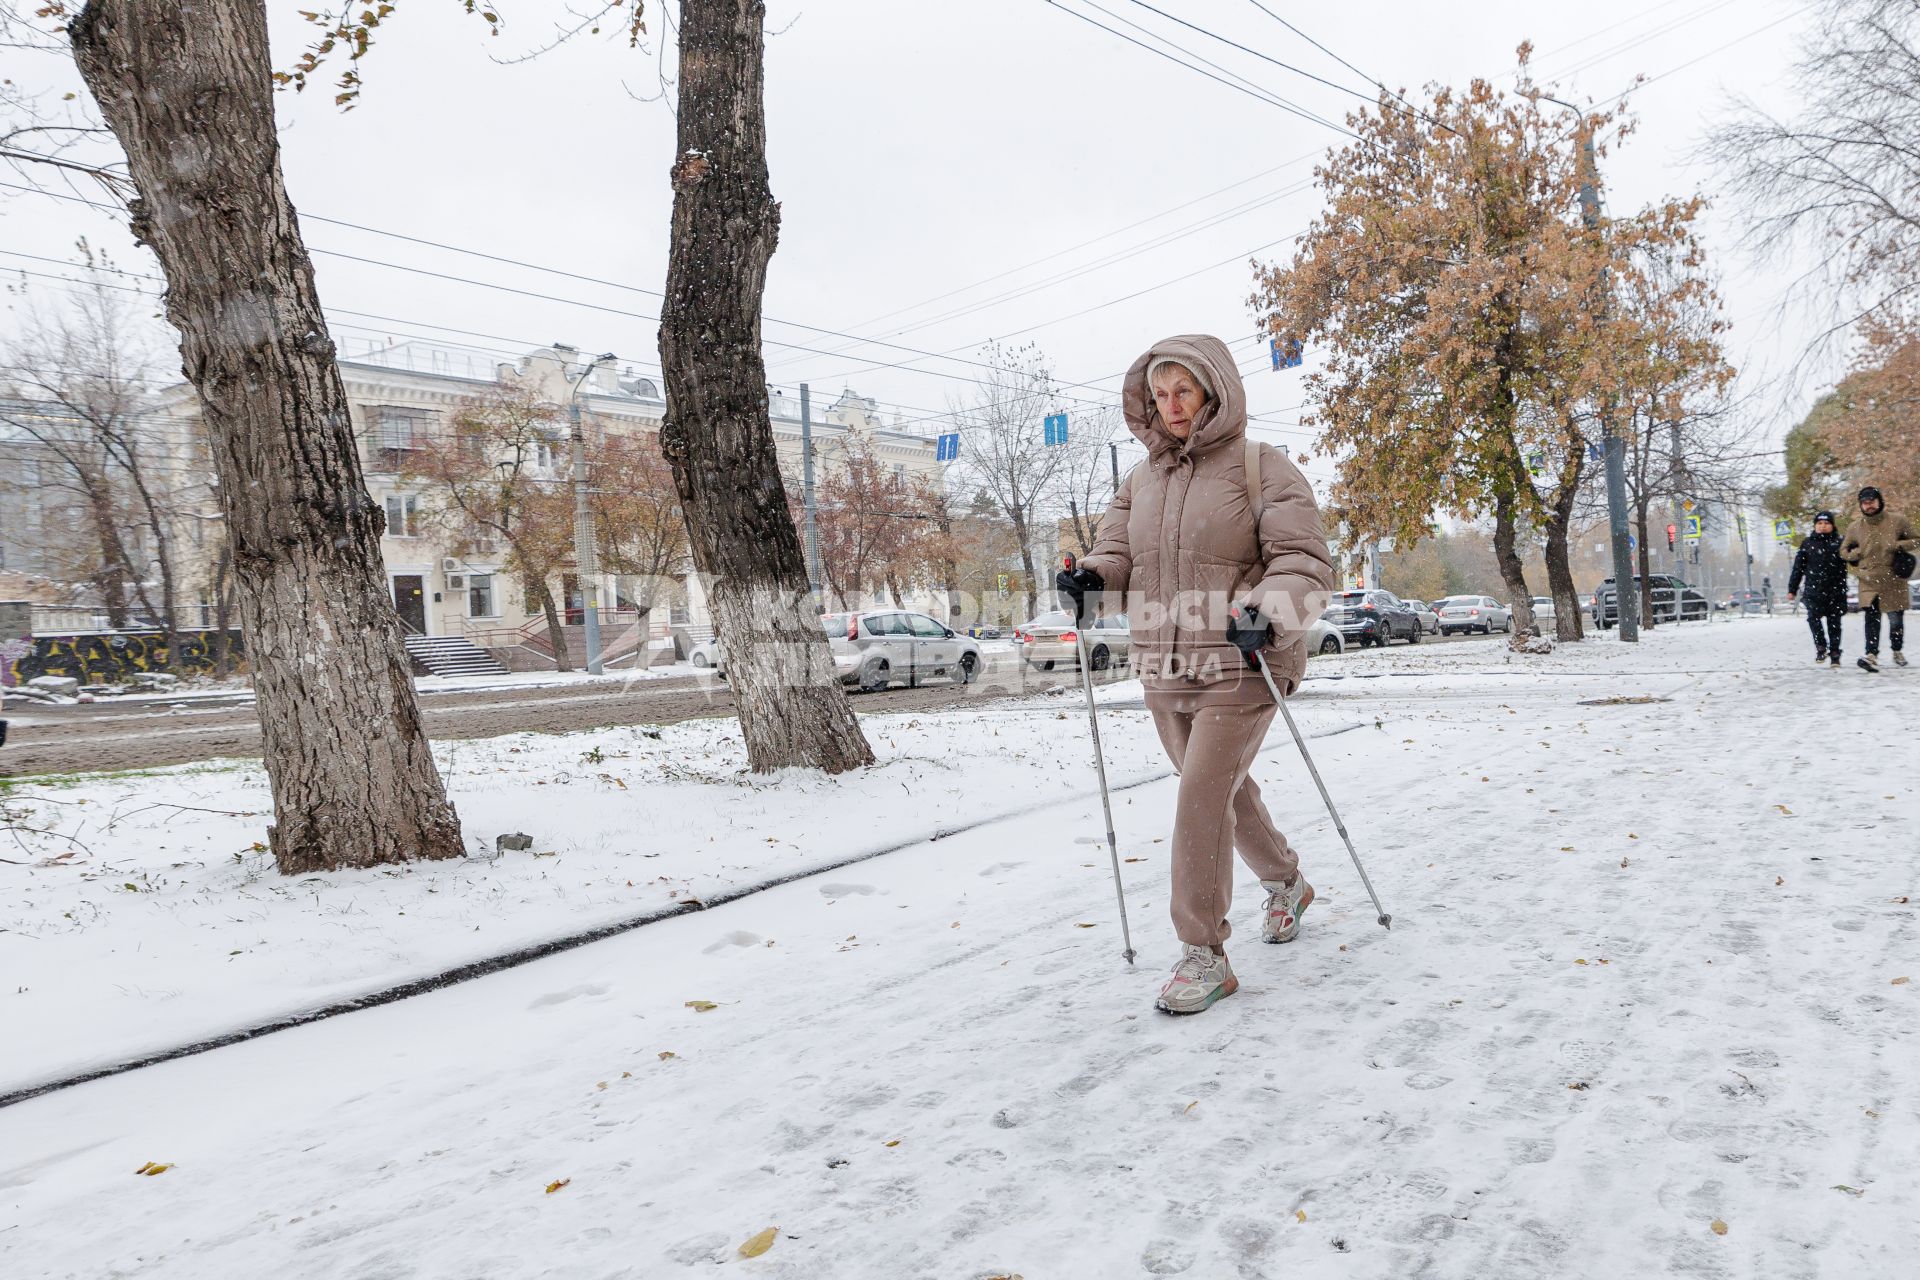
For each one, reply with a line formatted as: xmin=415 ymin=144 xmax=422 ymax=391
xmin=1441 ymin=600 xmax=1471 ymax=609
xmin=820 ymin=614 xmax=850 ymax=634
xmin=1532 ymin=597 xmax=1551 ymax=606
xmin=1332 ymin=591 xmax=1367 ymax=603
xmin=1024 ymin=611 xmax=1071 ymax=629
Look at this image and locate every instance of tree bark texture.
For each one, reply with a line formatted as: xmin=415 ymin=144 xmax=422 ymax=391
xmin=1541 ymin=450 xmax=1586 ymax=642
xmin=72 ymin=0 xmax=464 ymax=873
xmin=657 ymin=0 xmax=873 ymax=774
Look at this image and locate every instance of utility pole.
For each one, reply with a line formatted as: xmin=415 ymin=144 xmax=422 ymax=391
xmin=566 ymin=350 xmax=617 ymax=676
xmin=1108 ymin=441 xmax=1121 ymax=495
xmin=1540 ymin=94 xmax=1638 ymax=641
xmin=800 ymin=383 xmax=822 ymax=597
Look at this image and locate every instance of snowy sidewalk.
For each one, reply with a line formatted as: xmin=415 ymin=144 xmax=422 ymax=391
xmin=1 ymin=618 xmax=1915 ymax=1278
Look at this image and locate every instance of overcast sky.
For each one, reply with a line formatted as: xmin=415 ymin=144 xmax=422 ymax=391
xmin=0 ymin=0 xmax=1827 ymax=494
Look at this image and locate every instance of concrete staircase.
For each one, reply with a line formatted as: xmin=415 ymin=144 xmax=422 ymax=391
xmin=403 ymin=633 xmax=510 ymax=678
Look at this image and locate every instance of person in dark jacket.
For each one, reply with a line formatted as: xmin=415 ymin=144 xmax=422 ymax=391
xmin=1788 ymin=510 xmax=1848 ymax=667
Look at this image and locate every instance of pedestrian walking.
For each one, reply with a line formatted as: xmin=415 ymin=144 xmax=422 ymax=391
xmin=1787 ymin=510 xmax=1847 ymax=668
xmin=1056 ymin=335 xmax=1334 ymax=1015
xmin=1840 ymin=486 xmax=1917 ymax=673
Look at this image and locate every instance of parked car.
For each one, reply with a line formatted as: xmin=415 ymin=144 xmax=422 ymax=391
xmin=1015 ymin=610 xmax=1132 ymax=671
xmin=1402 ymin=599 xmax=1441 ymax=634
xmin=1324 ymin=590 xmax=1422 ymax=647
xmin=1306 ymin=615 xmax=1346 ymax=656
xmin=1438 ymin=596 xmax=1512 ymax=635
xmin=1590 ymin=575 xmax=1710 ymax=628
xmin=1718 ymin=588 xmax=1768 ymax=614
xmin=1529 ymin=596 xmax=1557 ymax=625
xmin=688 ymin=637 xmax=722 ymax=669
xmin=965 ymin=625 xmax=1004 ymax=640
xmin=820 ymin=610 xmax=983 ymax=691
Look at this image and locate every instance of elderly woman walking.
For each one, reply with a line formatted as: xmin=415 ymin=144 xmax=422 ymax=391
xmin=1057 ymin=335 xmax=1334 ymax=1014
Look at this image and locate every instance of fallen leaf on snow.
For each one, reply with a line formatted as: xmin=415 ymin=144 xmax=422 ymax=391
xmin=1074 ymin=922 xmax=1098 ymax=928
xmin=684 ymin=1000 xmax=719 ymax=1012
xmin=1295 ymin=1209 xmax=1308 ymax=1222
xmin=1774 ymin=805 xmax=1794 ymax=816
xmin=1775 ymin=877 xmax=1784 ymax=886
xmin=1183 ymin=1100 xmax=1199 ymax=1115
xmin=1832 ymin=1184 xmax=1865 ymax=1197
xmin=883 ymin=1139 xmax=901 ymax=1148
xmin=657 ymin=1051 xmax=676 ymax=1060
xmin=1568 ymin=1081 xmax=1590 ymax=1091
xmin=1892 ymin=976 xmax=1911 ymax=986
xmin=545 ymin=1179 xmax=570 ymax=1194
xmin=133 ymin=1162 xmax=170 ymax=1176
xmin=1574 ymin=958 xmax=1589 ymax=965
xmin=1710 ymin=1220 xmax=1728 ymax=1236
xmin=738 ymin=1227 xmax=778 ymax=1258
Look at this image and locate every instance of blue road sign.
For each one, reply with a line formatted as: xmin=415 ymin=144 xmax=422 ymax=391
xmin=1270 ymin=336 xmax=1303 ymax=370
xmin=1043 ymin=412 xmax=1068 ymax=446
xmin=936 ymin=432 xmax=960 ymax=462
xmin=1589 ymin=442 xmax=1604 ymax=462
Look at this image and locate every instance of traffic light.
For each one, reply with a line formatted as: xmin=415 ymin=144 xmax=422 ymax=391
xmin=1666 ymin=523 xmax=1677 ymax=551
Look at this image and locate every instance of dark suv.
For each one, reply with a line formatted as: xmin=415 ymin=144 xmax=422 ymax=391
xmin=1324 ymin=590 xmax=1422 ymax=647
xmin=1590 ymin=575 xmax=1709 ymax=628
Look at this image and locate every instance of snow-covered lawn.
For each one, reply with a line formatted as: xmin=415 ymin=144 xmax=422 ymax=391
xmin=2 ymin=616 xmax=1914 ymax=1278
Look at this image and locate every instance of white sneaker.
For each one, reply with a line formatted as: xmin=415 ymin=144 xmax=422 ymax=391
xmin=1895 ymin=652 xmax=1909 ymax=668
xmin=1155 ymin=944 xmax=1237 ymax=1015
xmin=1260 ymin=876 xmax=1314 ymax=944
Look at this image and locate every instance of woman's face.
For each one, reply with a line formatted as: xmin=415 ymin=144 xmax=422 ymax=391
xmin=1151 ymin=366 xmax=1206 ymax=440
xmin=1816 ymin=517 xmax=1834 ymax=533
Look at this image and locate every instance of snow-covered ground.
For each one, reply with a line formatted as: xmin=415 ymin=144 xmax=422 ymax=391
xmin=2 ymin=616 xmax=1914 ymax=1278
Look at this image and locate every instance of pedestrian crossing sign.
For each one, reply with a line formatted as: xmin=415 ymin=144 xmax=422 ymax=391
xmin=1684 ymin=513 xmax=1703 ymax=542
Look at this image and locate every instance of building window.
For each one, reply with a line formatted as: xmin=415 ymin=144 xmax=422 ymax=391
xmin=891 ymin=463 xmax=906 ymax=488
xmin=384 ymin=493 xmax=421 ymax=538
xmin=533 ymin=433 xmax=563 ymax=474
xmin=467 ymin=573 xmax=496 ymax=618
xmin=372 ymin=407 xmax=432 ymax=469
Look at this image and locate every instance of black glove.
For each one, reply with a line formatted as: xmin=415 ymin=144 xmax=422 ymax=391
xmin=1055 ymin=565 xmax=1103 ymax=625
xmin=1225 ymin=602 xmax=1270 ymax=666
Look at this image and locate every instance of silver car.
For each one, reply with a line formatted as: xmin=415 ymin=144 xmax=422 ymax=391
xmin=1016 ymin=610 xmax=1132 ymax=671
xmin=1307 ymin=615 xmax=1345 ymax=656
xmin=823 ymin=610 xmax=983 ymax=691
xmin=1438 ymin=595 xmax=1512 ymax=635
xmin=1403 ymin=599 xmax=1441 ymax=634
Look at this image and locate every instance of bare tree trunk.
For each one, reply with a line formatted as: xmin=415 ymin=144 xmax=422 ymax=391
xmin=534 ymin=577 xmax=573 ymax=671
xmin=80 ymin=480 xmax=131 ymax=628
xmin=1634 ymin=501 xmax=1658 ymax=628
xmin=1491 ymin=488 xmax=1534 ymax=647
xmin=657 ymin=0 xmax=871 ymax=774
xmin=1542 ymin=451 xmax=1586 ymax=642
xmin=73 ymin=0 xmax=462 ymax=874
xmin=1010 ymin=504 xmax=1039 ymax=619
xmin=211 ymin=542 xmax=236 ymax=678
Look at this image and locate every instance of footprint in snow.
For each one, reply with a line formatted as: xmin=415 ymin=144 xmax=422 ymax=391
xmin=701 ymin=930 xmax=763 ymax=954
xmin=818 ymin=882 xmax=882 ymax=897
xmin=525 ymin=982 xmax=610 ymax=1009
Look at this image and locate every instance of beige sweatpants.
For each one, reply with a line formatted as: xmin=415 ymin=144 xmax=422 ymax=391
xmin=1148 ymin=697 xmax=1299 ymax=948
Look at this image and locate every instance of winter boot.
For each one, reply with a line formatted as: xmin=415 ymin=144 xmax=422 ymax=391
xmin=1830 ymin=653 xmax=1843 ymax=669
xmin=1155 ymin=944 xmax=1237 ymax=1015
xmin=1858 ymin=654 xmax=1880 ymax=673
xmin=1814 ymin=648 xmax=1828 ymax=664
xmin=1895 ymin=652 xmax=1909 ymax=668
xmin=1260 ymin=876 xmax=1314 ymax=944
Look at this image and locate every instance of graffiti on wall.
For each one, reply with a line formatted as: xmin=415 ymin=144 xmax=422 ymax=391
xmin=4 ymin=630 xmax=246 ymax=685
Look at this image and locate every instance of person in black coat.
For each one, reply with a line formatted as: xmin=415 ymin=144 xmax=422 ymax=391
xmin=1788 ymin=510 xmax=1848 ymax=666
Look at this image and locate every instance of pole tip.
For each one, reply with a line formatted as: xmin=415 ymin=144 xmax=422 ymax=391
xmin=1378 ymin=914 xmax=1393 ymax=929
xmin=1123 ymin=949 xmax=1137 ymax=966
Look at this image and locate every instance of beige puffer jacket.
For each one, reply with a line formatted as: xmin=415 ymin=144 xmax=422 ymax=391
xmin=1841 ymin=507 xmax=1918 ymax=611
xmin=1079 ymin=335 xmax=1334 ymax=699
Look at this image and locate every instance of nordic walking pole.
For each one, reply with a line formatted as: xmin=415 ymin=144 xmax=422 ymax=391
xmin=1062 ymin=554 xmax=1137 ymax=965
xmin=1232 ymin=608 xmax=1393 ymax=929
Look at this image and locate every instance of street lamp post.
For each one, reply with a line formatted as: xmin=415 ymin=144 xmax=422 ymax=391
xmin=1533 ymin=93 xmax=1639 ymax=642
xmin=562 ymin=348 xmax=619 ymax=675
